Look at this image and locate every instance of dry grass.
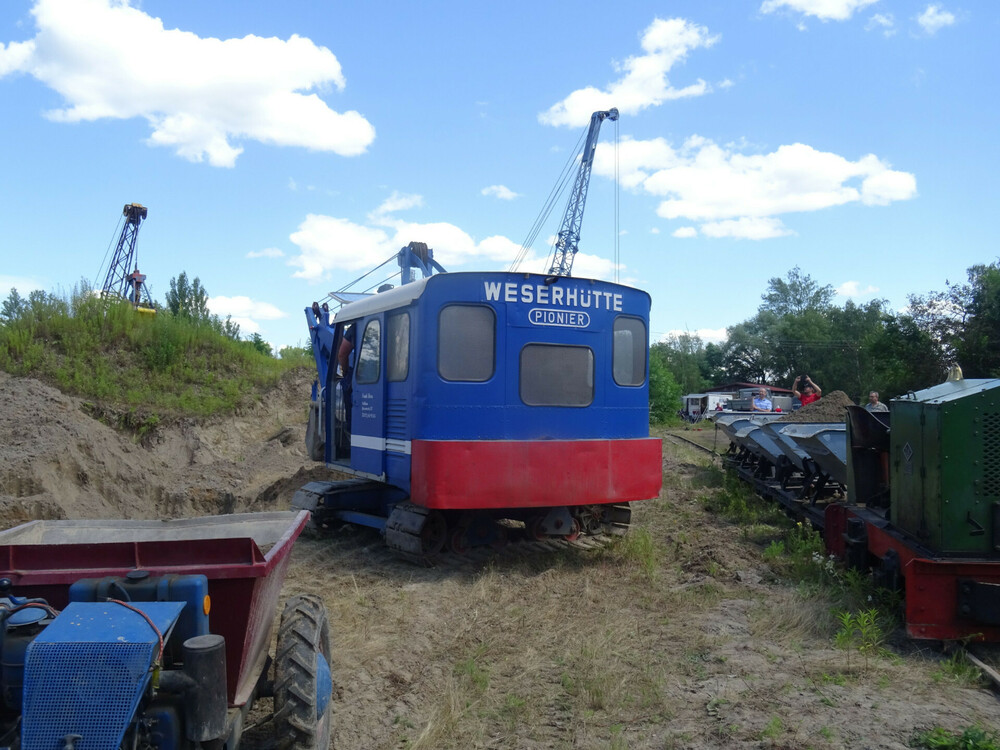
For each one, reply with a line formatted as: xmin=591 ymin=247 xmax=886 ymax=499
xmin=267 ymin=440 xmax=1000 ymax=749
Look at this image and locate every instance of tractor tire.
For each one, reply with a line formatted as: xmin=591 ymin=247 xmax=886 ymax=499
xmin=274 ymin=594 xmax=333 ymax=750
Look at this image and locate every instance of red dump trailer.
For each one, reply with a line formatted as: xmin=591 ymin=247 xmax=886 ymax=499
xmin=0 ymin=511 xmax=331 ymax=750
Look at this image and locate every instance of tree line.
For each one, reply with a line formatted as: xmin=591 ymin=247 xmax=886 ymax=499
xmin=651 ymin=260 xmax=1000 ymax=419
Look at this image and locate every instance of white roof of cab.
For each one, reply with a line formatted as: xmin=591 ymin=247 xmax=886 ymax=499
xmin=332 ymin=276 xmax=431 ymax=322
xmin=330 ymin=271 xmax=649 ymax=323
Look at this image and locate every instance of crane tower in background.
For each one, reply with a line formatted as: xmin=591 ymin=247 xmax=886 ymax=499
xmin=547 ymin=107 xmax=618 ymax=277
xmin=101 ymin=203 xmax=154 ymax=309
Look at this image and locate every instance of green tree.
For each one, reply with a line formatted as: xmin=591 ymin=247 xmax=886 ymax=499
xmin=212 ymin=315 xmax=241 ymax=341
xmin=956 ymin=262 xmax=1000 ymax=377
xmin=869 ymin=313 xmax=944 ymax=397
xmin=719 ymin=321 xmax=768 ymax=384
xmin=760 ymin=266 xmax=835 ymax=316
xmin=649 ymin=347 xmax=683 ymax=423
xmin=653 ymin=333 xmax=708 ymax=395
xmin=1 ymin=288 xmax=25 ymax=322
xmin=247 ymin=332 xmax=272 ymax=356
xmin=701 ymin=341 xmax=727 ymax=385
xmin=908 ymin=260 xmax=1000 ymax=378
xmin=165 ymin=272 xmax=210 ymax=320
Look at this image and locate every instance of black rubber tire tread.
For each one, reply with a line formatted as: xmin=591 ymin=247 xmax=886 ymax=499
xmin=274 ymin=594 xmax=333 ymax=750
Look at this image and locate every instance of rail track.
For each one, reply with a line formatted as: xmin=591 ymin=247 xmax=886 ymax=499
xmin=696 ymin=413 xmax=1000 ymax=696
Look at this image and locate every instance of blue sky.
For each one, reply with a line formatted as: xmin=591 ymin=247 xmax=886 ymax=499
xmin=1 ymin=0 xmax=994 ymax=352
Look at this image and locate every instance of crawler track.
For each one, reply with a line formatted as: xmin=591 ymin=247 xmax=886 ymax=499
xmin=304 ymin=521 xmax=620 ymax=568
xmin=385 ymin=500 xmax=630 ymax=566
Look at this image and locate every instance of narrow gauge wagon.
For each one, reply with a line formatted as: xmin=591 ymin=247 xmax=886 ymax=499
xmin=296 ymin=257 xmax=663 ymax=560
xmin=722 ymin=377 xmax=1000 ymax=642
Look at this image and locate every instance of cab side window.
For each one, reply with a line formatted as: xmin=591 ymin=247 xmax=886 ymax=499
xmin=356 ymin=319 xmax=381 ymax=384
xmin=387 ymin=312 xmax=410 ymax=382
xmin=613 ymin=316 xmax=647 ymax=386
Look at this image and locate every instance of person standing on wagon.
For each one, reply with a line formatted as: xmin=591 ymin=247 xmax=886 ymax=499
xmin=792 ymin=375 xmax=822 ymax=406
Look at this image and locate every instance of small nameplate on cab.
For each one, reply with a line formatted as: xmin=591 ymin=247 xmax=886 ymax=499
xmin=528 ymin=308 xmax=591 ymax=328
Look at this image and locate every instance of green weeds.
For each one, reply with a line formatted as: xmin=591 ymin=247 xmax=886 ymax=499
xmin=614 ymin=527 xmax=659 ymax=578
xmin=0 ymin=283 xmax=306 ymax=420
xmin=833 ymin=609 xmax=890 ymax=671
xmin=699 ymin=472 xmax=786 ymax=526
xmin=931 ymin=650 xmax=989 ymax=688
xmin=911 ymin=725 xmax=1000 ymax=750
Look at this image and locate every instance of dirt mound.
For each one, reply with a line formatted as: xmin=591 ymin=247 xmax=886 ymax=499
xmin=0 ymin=368 xmax=322 ymax=529
xmin=778 ymin=389 xmax=855 ymax=422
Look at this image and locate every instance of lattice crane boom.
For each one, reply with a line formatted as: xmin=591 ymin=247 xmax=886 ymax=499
xmin=102 ymin=203 xmax=152 ymax=307
xmin=547 ymin=107 xmax=618 ymax=277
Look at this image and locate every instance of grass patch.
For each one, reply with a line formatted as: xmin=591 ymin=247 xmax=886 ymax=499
xmin=0 ymin=283 xmax=310 ymax=421
xmin=610 ymin=527 xmax=660 ymax=578
xmin=700 ymin=471 xmax=786 ymax=526
xmin=911 ymin=725 xmax=1000 ymax=750
xmin=931 ymin=650 xmax=989 ymax=688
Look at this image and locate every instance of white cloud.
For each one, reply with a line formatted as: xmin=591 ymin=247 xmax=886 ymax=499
xmin=718 ymin=78 xmax=735 ymax=89
xmin=917 ymin=4 xmax=955 ymax=34
xmin=760 ymin=0 xmax=880 ymax=22
xmin=565 ymin=252 xmax=623 ymax=281
xmin=701 ymin=217 xmax=793 ymax=240
xmin=650 ymin=227 xmax=661 ymax=235
xmin=246 ymin=247 xmax=284 ymax=259
xmin=866 ymin=13 xmax=896 ymax=35
xmin=288 ymin=199 xmax=529 ymax=283
xmin=836 ymin=281 xmax=879 ymax=297
xmin=595 ymin=137 xmax=916 ymax=239
xmin=481 ymin=184 xmax=520 ymax=201
xmin=209 ymin=295 xmax=287 ymax=320
xmin=369 ymin=191 xmax=423 ymax=221
xmin=859 ymin=164 xmax=917 ymax=205
xmin=0 ymin=0 xmax=375 ymax=167
xmin=289 ymin=215 xmax=393 ymax=279
xmin=672 ymin=226 xmax=697 ymax=238
xmin=539 ymin=17 xmax=718 ymax=128
xmin=208 ymin=295 xmax=287 ymax=334
xmin=286 ymin=195 xmax=630 ymax=284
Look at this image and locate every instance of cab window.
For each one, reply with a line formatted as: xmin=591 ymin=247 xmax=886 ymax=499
xmin=438 ymin=305 xmax=495 ymax=381
xmin=613 ymin=316 xmax=646 ymax=386
xmin=520 ymin=344 xmax=594 ymax=406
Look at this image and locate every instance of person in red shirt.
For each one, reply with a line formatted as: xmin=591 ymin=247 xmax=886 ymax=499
xmin=793 ymin=375 xmax=822 ymax=406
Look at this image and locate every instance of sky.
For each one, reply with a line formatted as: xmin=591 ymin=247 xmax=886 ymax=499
xmin=1 ymin=0 xmax=995 ymax=352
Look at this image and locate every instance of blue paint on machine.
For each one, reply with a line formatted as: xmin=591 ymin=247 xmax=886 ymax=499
xmin=298 ymin=242 xmax=661 ymax=559
xmin=305 ymin=271 xmax=652 ymax=491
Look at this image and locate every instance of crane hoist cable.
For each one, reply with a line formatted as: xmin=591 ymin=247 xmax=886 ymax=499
xmin=362 ymin=271 xmax=401 ymax=294
xmin=333 ymin=252 xmax=399 ymax=294
xmin=94 ymin=214 xmax=125 ymax=293
xmin=511 ymin=108 xmax=619 ymax=277
xmin=614 ymin=117 xmax=620 ymax=284
xmin=508 ymin=128 xmax=588 ymax=273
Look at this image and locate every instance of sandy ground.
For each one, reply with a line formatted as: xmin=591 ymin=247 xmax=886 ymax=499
xmin=2 ymin=370 xmax=999 ymax=749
